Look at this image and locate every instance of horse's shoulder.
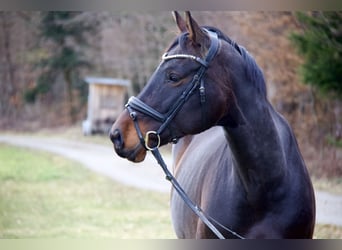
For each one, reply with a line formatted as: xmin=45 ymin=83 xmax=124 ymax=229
xmin=172 ymin=126 xmax=231 ymax=178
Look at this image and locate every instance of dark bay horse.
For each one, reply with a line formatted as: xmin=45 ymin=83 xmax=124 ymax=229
xmin=109 ymin=11 xmax=315 ymax=238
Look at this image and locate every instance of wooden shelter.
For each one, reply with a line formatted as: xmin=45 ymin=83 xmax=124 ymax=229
xmin=82 ymin=76 xmax=130 ymax=135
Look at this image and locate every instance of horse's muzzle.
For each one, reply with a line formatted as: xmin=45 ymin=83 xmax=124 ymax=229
xmin=110 ymin=129 xmax=124 ymax=152
xmin=109 ymin=128 xmax=147 ymax=163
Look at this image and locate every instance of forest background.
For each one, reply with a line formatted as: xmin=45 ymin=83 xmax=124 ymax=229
xmin=0 ymin=11 xmax=341 ymax=178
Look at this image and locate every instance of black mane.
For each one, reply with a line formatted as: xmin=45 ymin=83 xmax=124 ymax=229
xmin=204 ymin=26 xmax=267 ymax=97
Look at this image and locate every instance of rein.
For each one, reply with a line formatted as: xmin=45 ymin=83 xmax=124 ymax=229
xmin=150 ymin=147 xmax=245 ymax=239
xmin=125 ymin=29 xmax=244 ymax=239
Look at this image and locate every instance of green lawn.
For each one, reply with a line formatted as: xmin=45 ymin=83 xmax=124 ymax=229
xmin=0 ymin=144 xmax=175 ymax=238
xmin=0 ymin=143 xmax=341 ymax=239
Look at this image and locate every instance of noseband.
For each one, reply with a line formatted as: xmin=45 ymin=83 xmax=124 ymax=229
xmin=126 ymin=29 xmax=219 ymax=150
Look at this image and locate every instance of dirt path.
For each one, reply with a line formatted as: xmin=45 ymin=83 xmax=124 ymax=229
xmin=0 ymin=134 xmax=171 ymax=193
xmin=0 ymin=134 xmax=341 ymax=227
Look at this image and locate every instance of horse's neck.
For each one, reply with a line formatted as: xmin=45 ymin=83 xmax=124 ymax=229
xmin=223 ymin=89 xmax=287 ymax=191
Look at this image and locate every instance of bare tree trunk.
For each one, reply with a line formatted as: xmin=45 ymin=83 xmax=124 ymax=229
xmin=64 ymin=69 xmax=76 ymax=124
xmin=333 ymin=99 xmax=342 ymax=140
xmin=0 ymin=12 xmax=16 ymax=115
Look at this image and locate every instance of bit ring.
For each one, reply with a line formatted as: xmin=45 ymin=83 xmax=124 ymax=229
xmin=145 ymin=131 xmax=161 ymax=150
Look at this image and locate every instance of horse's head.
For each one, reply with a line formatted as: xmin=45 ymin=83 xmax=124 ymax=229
xmin=110 ymin=11 xmax=244 ymax=162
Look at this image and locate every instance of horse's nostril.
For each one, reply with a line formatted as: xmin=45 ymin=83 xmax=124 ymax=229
xmin=110 ymin=129 xmax=123 ymax=149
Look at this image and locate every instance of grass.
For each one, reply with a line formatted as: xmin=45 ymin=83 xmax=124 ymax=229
xmin=0 ymin=142 xmax=341 ymax=239
xmin=0 ymin=144 xmax=175 ymax=238
xmin=311 ymin=176 xmax=342 ymax=195
xmin=314 ymin=224 xmax=342 ymax=239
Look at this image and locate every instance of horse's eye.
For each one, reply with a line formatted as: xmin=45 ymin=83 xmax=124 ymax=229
xmin=167 ymin=73 xmax=180 ymax=83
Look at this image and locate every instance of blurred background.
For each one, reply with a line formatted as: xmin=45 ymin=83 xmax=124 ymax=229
xmin=0 ymin=11 xmax=341 ymax=178
xmin=0 ymin=11 xmax=341 ymax=238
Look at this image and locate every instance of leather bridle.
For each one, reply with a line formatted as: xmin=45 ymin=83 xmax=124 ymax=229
xmin=123 ymin=29 xmax=244 ymax=239
xmin=125 ymin=29 xmax=219 ymax=150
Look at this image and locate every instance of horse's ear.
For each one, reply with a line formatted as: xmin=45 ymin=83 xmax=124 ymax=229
xmin=172 ymin=11 xmax=187 ymax=33
xmin=185 ymin=11 xmax=208 ymax=47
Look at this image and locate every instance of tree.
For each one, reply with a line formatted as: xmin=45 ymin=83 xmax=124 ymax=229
xmin=290 ymin=11 xmax=342 ymax=96
xmin=0 ymin=12 xmax=17 ymax=116
xmin=26 ymin=11 xmax=99 ymax=123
